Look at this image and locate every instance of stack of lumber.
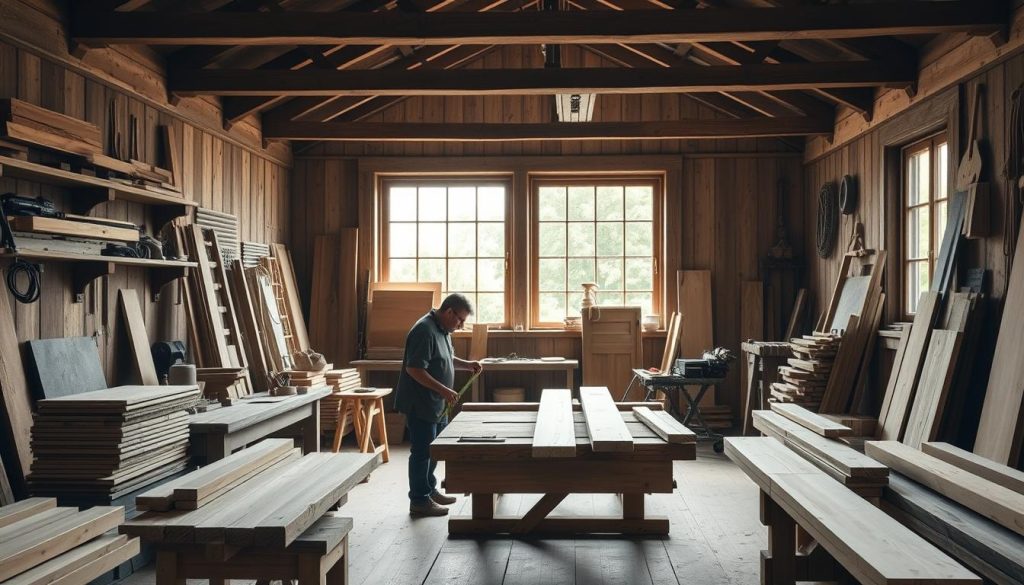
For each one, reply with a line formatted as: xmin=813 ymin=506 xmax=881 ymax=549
xmin=27 ymin=386 xmax=200 ymax=502
xmin=320 ymin=369 xmax=362 ymax=434
xmin=866 ymin=441 xmax=1024 ymax=537
xmin=753 ymin=406 xmax=889 ymax=499
xmin=771 ymin=334 xmax=840 ymax=409
xmin=284 ymin=369 xmax=327 ymax=388
xmin=180 ymin=225 xmax=253 ymax=397
xmin=0 ymin=498 xmax=138 ymax=585
xmin=0 ymin=98 xmax=102 ymax=159
xmin=121 ymin=449 xmax=379 ymax=548
xmin=135 ymin=439 xmax=297 ymax=512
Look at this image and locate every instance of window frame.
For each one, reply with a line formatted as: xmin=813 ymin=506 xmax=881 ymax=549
xmin=377 ymin=175 xmax=514 ymax=327
xmin=900 ymin=131 xmax=949 ymax=318
xmin=529 ymin=174 xmax=664 ymax=329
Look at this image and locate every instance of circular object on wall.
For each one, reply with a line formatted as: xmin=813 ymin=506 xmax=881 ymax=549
xmin=839 ymin=174 xmax=858 ymax=215
xmin=816 ymin=181 xmax=838 ymax=259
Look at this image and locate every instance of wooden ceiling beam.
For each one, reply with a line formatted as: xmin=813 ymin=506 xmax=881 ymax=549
xmin=169 ymin=60 xmax=914 ymax=96
xmin=70 ymin=2 xmax=1005 ymax=46
xmin=261 ymin=117 xmax=834 ymax=140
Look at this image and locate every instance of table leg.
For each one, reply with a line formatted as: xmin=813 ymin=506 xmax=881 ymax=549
xmin=761 ymin=491 xmax=796 ymax=585
xmin=206 ymin=437 xmax=228 ymax=463
xmin=743 ymin=354 xmax=761 ymax=436
xmin=373 ymin=398 xmax=390 ymax=463
xmin=302 ymin=402 xmax=320 ymax=454
xmin=156 ymin=550 xmax=183 ymax=585
xmin=622 ymin=493 xmax=644 ymax=520
xmin=471 ymin=376 xmax=481 ymax=402
xmin=565 ymin=367 xmax=574 ymax=393
xmin=359 ymin=402 xmax=374 ymax=454
xmin=472 ymin=493 xmax=495 ymax=520
xmin=325 ymin=539 xmax=348 ymax=585
xmin=332 ymin=400 xmax=352 ymax=453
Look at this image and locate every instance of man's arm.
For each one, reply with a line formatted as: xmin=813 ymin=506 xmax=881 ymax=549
xmin=453 ymin=357 xmax=483 ymax=374
xmin=405 ymin=367 xmax=459 ymax=405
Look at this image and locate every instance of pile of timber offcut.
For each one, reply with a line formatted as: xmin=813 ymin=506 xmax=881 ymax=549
xmin=27 ymin=386 xmax=200 ymax=502
xmin=0 ymin=498 xmax=139 ymax=585
xmin=771 ymin=334 xmax=840 ymax=409
xmin=320 ymin=369 xmax=362 ymax=434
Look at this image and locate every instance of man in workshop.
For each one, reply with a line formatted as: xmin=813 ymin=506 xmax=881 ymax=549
xmin=395 ymin=293 xmax=483 ymax=517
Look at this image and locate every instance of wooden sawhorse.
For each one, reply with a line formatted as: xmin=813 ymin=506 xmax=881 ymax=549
xmin=330 ymin=388 xmax=391 ymax=463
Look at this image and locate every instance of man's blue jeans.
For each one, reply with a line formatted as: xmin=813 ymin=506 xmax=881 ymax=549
xmin=407 ymin=414 xmax=448 ymax=504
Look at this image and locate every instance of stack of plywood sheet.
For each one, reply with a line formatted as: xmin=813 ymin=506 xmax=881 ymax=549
xmin=771 ymin=334 xmax=840 ymax=409
xmin=27 ymin=386 xmax=200 ymax=503
xmin=284 ymin=369 xmax=327 ymax=388
xmin=0 ymin=498 xmax=138 ymax=585
xmin=0 ymin=98 xmax=102 ymax=159
xmin=321 ymin=369 xmax=362 ymax=434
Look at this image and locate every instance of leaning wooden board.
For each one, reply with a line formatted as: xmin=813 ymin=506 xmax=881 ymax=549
xmin=0 ymin=287 xmax=33 ymax=493
xmin=975 ymin=212 xmax=1024 ymax=465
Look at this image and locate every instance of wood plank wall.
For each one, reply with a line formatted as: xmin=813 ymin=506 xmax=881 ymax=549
xmin=0 ymin=35 xmax=291 ymax=385
xmin=291 ymin=46 xmax=804 ymax=422
xmin=803 ymin=54 xmax=1024 ymax=443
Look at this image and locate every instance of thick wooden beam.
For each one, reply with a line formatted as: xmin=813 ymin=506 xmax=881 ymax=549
xmin=261 ymin=116 xmax=834 ymax=140
xmin=170 ymin=61 xmax=914 ymax=96
xmin=70 ymin=2 xmax=1005 ymax=45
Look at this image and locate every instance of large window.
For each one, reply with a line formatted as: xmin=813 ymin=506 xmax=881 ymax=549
xmin=379 ymin=179 xmax=510 ymax=325
xmin=902 ymin=132 xmax=948 ymax=315
xmin=532 ymin=177 xmax=661 ymax=327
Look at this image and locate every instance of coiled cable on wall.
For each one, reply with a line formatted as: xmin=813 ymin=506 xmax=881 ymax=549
xmin=816 ymin=181 xmax=838 ymax=258
xmin=6 ymin=258 xmax=40 ymax=304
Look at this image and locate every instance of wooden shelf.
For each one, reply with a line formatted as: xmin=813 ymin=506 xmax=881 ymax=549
xmin=0 ymin=155 xmax=194 ymax=231
xmin=0 ymin=249 xmax=196 ymax=302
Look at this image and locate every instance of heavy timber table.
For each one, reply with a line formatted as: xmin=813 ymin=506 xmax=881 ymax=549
xmin=430 ymin=402 xmax=696 ymax=536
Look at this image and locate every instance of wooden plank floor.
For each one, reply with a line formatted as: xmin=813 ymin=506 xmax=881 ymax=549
xmin=116 ymin=443 xmax=763 ymax=585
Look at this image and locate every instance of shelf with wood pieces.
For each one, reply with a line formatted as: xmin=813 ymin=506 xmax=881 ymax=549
xmin=0 ymin=154 xmax=195 ymax=233
xmin=0 ymin=248 xmax=196 ymax=303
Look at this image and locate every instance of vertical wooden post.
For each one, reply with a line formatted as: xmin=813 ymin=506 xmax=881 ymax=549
xmin=472 ymin=492 xmax=495 ymax=520
xmin=759 ymin=491 xmax=796 ymax=585
xmin=622 ymin=493 xmax=644 ymax=520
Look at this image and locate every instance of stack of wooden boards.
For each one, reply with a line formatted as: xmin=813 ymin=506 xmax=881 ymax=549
xmin=873 ymin=441 xmax=1024 ymax=585
xmin=877 ymin=290 xmax=983 ymax=445
xmin=364 ymin=284 xmax=438 ymax=359
xmin=122 ymin=441 xmax=379 ymax=548
xmin=0 ymin=98 xmax=102 ymax=160
xmin=28 ymin=385 xmax=200 ymax=503
xmin=752 ymin=404 xmax=889 ymax=499
xmin=284 ymin=367 xmax=329 ymax=388
xmin=320 ymin=369 xmax=362 ymax=434
xmin=772 ymin=334 xmax=839 ymax=409
xmin=0 ymin=498 xmax=139 ymax=585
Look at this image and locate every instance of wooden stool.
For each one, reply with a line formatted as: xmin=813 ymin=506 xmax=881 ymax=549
xmin=155 ymin=515 xmax=351 ymax=585
xmin=331 ymin=388 xmax=392 ymax=463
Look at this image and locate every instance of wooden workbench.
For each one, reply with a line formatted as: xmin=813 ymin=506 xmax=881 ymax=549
xmin=430 ymin=399 xmax=695 ymax=536
xmin=351 ymin=358 xmax=578 ymax=401
xmin=188 ymin=388 xmax=330 ymax=463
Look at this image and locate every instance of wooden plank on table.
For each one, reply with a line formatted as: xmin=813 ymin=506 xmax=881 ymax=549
xmin=8 ymin=216 xmax=139 ymax=242
xmin=922 ymin=442 xmax=1024 ymax=497
xmin=135 ymin=439 xmax=295 ymax=511
xmin=866 ymin=441 xmax=1024 ymax=537
xmin=902 ymin=330 xmax=963 ymax=449
xmin=532 ymin=389 xmax=576 ymax=457
xmin=975 ymin=211 xmax=1024 ymax=466
xmin=36 ymin=385 xmax=199 ymax=411
xmin=0 ymin=287 xmax=34 ymax=493
xmin=770 ymin=403 xmax=852 ymax=438
xmin=632 ymin=406 xmax=695 ymax=444
xmin=753 ymin=411 xmax=888 ymax=478
xmin=118 ymin=290 xmax=159 ymax=386
xmin=249 ymin=453 xmax=379 ymax=548
xmin=579 ymin=387 xmax=634 ymax=452
xmin=4 ymin=534 xmax=138 ymax=585
xmin=0 ymin=506 xmax=124 ymax=581
xmin=469 ymin=323 xmax=489 ymax=361
xmin=878 ymin=291 xmax=940 ymax=441
xmin=270 ymin=243 xmax=310 ymax=351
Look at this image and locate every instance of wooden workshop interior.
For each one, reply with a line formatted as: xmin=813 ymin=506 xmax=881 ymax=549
xmin=1 ymin=1 xmax=1024 ymax=584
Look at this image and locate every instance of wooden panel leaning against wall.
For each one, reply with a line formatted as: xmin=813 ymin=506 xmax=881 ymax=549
xmin=802 ymin=54 xmax=1024 ymax=445
xmin=0 ymin=39 xmax=291 ymax=385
